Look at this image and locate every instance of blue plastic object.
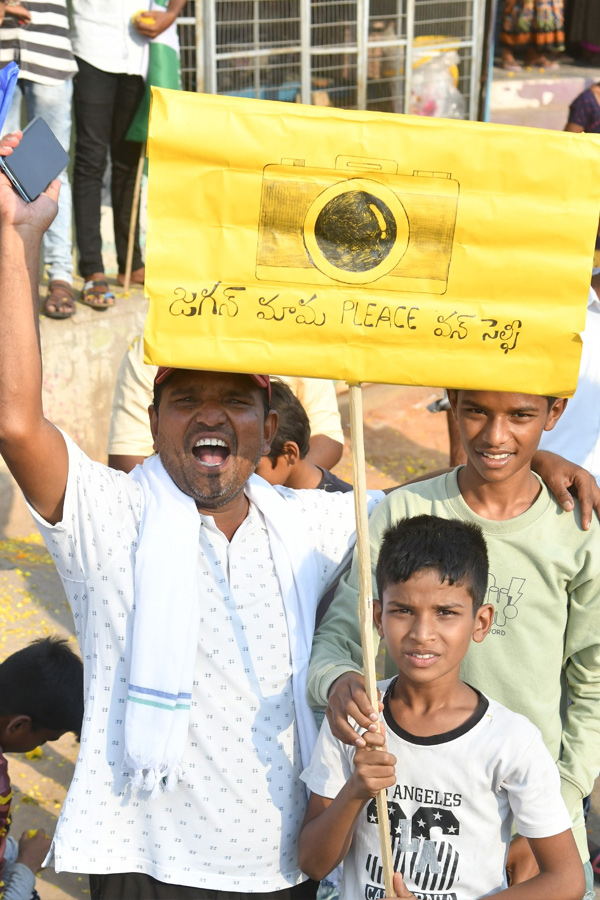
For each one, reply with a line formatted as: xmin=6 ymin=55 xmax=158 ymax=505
xmin=0 ymin=62 xmax=19 ymax=134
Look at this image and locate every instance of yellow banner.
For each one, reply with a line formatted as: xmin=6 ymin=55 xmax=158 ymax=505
xmin=144 ymin=88 xmax=600 ymax=396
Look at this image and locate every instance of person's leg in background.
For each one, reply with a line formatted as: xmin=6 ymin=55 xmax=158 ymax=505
xmin=582 ymin=859 xmax=595 ymax=899
xmin=24 ymin=78 xmax=76 ymax=318
xmin=109 ymin=72 xmax=145 ymax=284
xmin=72 ymin=56 xmax=116 ymax=309
xmin=2 ymin=80 xmax=24 ymax=134
xmin=2 ymin=80 xmax=75 ymax=318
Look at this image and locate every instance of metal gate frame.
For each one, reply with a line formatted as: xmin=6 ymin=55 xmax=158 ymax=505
xmin=186 ymin=0 xmax=485 ymax=120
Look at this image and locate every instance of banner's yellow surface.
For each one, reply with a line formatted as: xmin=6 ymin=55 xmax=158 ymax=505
xmin=144 ymin=88 xmax=600 ymax=396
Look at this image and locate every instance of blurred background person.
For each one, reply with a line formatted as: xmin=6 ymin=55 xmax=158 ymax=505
xmin=499 ymin=0 xmax=564 ymax=70
xmin=569 ymin=1 xmax=600 ymax=66
xmin=0 ymin=0 xmax=77 ymax=319
xmin=71 ymin=0 xmax=186 ymax=309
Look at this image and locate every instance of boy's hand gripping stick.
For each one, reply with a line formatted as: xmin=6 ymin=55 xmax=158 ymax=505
xmin=348 ymin=382 xmax=395 ymax=897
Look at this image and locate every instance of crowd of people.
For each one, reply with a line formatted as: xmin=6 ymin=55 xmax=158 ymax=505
xmin=0 ymin=0 xmax=599 ymax=318
xmin=499 ymin=0 xmax=600 ymax=70
xmin=0 ymin=5 xmax=599 ymax=898
xmin=0 ymin=0 xmax=185 ymax=319
xmin=0 ymin=126 xmax=598 ymax=899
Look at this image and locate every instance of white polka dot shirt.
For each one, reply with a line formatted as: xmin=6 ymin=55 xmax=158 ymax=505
xmin=29 ymin=437 xmax=372 ymax=890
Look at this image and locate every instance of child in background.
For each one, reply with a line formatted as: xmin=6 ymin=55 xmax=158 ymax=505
xmin=299 ymin=515 xmax=584 ymax=900
xmin=0 ymin=637 xmax=83 ymax=900
xmin=256 ymin=379 xmax=351 ymax=492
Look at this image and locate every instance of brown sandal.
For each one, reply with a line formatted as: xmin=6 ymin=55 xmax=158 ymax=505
xmin=117 ymin=266 xmax=145 ymax=287
xmin=42 ymin=280 xmax=76 ymax=319
xmin=80 ymin=278 xmax=115 ymax=311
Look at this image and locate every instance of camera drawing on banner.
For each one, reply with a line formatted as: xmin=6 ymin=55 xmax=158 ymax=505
xmin=256 ymin=155 xmax=459 ymax=295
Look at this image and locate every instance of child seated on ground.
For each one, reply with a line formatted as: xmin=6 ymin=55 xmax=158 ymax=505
xmin=0 ymin=637 xmax=83 ymax=900
xmin=299 ymin=515 xmax=585 ymax=900
xmin=256 ymin=379 xmax=352 ymax=492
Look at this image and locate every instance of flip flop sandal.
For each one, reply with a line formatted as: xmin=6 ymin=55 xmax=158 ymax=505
xmin=526 ymin=56 xmax=559 ymax=70
xmin=117 ymin=267 xmax=145 ymax=286
xmin=500 ymin=53 xmax=522 ymax=71
xmin=500 ymin=56 xmax=522 ymax=71
xmin=80 ymin=279 xmax=115 ymax=311
xmin=42 ymin=280 xmax=76 ymax=319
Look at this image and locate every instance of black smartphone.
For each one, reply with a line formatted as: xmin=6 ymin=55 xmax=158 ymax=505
xmin=0 ymin=115 xmax=70 ymax=203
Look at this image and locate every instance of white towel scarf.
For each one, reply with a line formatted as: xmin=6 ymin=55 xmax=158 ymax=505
xmin=126 ymin=453 xmax=320 ymax=796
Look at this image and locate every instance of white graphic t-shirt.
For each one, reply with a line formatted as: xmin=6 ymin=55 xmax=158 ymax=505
xmin=301 ymin=680 xmax=573 ymax=900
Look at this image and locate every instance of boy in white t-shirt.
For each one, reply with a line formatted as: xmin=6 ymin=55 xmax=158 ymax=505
xmin=298 ymin=515 xmax=584 ymax=900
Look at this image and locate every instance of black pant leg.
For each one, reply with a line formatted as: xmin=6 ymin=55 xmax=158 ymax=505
xmin=110 ymin=72 xmax=145 ymax=273
xmin=73 ymin=57 xmax=117 ymax=278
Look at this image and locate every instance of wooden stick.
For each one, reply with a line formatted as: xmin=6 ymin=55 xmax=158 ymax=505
xmin=348 ymin=382 xmax=396 ymax=897
xmin=123 ymin=141 xmax=146 ymax=292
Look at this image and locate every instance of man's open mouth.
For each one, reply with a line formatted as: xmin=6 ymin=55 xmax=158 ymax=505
xmin=192 ymin=438 xmax=231 ymax=467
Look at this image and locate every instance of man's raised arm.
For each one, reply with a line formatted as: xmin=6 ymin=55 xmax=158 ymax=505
xmin=0 ymin=133 xmax=68 ymax=524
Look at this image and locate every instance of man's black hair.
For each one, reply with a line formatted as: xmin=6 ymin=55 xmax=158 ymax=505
xmin=264 ymin=380 xmax=311 ymax=466
xmin=153 ymin=373 xmax=270 ymax=417
xmin=152 ymin=378 xmax=165 ymax=411
xmin=375 ymin=515 xmax=489 ymax=612
xmin=0 ymin=637 xmax=84 ymax=739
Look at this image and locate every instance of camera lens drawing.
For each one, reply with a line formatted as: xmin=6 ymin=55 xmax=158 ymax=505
xmin=256 ymin=158 xmax=458 ymax=294
xmin=303 ymin=178 xmax=410 ymax=285
xmin=315 ymin=193 xmax=396 ymax=268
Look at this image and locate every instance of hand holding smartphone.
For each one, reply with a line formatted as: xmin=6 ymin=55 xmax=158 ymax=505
xmin=0 ymin=116 xmax=69 ymax=203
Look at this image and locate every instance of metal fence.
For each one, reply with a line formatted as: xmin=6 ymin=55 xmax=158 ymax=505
xmin=178 ymin=0 xmax=485 ymax=120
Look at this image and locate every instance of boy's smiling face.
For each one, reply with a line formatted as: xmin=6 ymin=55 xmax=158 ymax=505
xmin=373 ymin=570 xmax=492 ymax=688
xmin=447 ymin=390 xmax=566 ymax=487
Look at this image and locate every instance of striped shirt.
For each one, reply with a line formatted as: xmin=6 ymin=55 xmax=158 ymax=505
xmin=0 ymin=0 xmax=77 ymax=85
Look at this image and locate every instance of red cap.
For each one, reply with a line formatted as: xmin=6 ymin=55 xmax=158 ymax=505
xmin=154 ymin=367 xmax=271 ymax=401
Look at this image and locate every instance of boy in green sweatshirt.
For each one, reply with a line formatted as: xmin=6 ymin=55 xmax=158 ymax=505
xmin=307 ymin=389 xmax=600 ymax=899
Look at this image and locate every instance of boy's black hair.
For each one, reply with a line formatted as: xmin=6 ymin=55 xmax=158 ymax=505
xmin=153 ymin=375 xmax=270 ymax=417
xmin=375 ymin=515 xmax=489 ymax=612
xmin=0 ymin=637 xmax=84 ymax=739
xmin=264 ymin=379 xmax=311 ymax=466
xmin=449 ymin=388 xmax=559 ymax=412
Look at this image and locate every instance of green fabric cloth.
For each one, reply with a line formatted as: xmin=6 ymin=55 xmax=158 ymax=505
xmin=127 ymin=42 xmax=181 ymax=143
xmin=126 ymin=0 xmax=181 ymax=144
xmin=307 ymin=469 xmax=600 ymax=861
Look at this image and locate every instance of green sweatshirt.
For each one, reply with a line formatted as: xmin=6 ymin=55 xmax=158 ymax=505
xmin=307 ymin=470 xmax=600 ymax=860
